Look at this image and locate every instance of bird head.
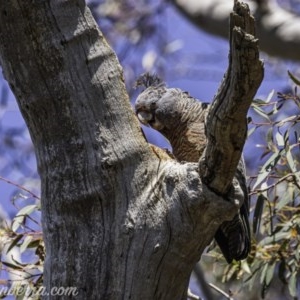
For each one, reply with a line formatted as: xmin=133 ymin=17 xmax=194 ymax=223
xmin=134 ymin=73 xmax=180 ymax=131
xmin=135 ymin=85 xmax=167 ymax=130
xmin=134 ymin=73 xmax=167 ymax=130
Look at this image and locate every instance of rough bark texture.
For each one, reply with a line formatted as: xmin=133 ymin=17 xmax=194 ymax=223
xmin=199 ymin=1 xmax=264 ymax=195
xmin=0 ymin=1 xmax=262 ymax=300
xmin=173 ymin=0 xmax=300 ymax=61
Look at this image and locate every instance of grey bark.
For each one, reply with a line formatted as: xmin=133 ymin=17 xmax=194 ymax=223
xmin=199 ymin=1 xmax=264 ymax=194
xmin=173 ymin=0 xmax=300 ymax=61
xmin=0 ymin=1 xmax=262 ymax=300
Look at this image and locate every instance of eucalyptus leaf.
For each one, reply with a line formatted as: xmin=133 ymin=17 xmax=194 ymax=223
xmin=2 ymin=261 xmax=23 ymax=270
xmin=275 ymin=132 xmax=284 ymax=147
xmin=11 ymin=204 xmax=37 ymax=233
xmin=20 ymin=235 xmax=33 ymax=254
xmin=6 ymin=234 xmax=23 ymax=254
xmin=266 ymin=89 xmax=275 ymax=103
xmin=265 ymin=262 xmax=276 ymax=285
xmin=253 ymin=194 xmax=266 ymax=233
xmin=288 ymin=272 xmax=297 ymax=297
xmin=288 ymin=70 xmax=300 ymax=86
xmin=252 ymin=104 xmax=271 ymax=122
xmin=16 ymin=204 xmax=37 ymax=217
xmin=258 ymin=231 xmax=290 ymax=246
xmin=260 ymin=263 xmax=268 ymax=284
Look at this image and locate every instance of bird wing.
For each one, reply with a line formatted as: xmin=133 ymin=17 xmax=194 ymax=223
xmin=214 ymin=158 xmax=251 ymax=263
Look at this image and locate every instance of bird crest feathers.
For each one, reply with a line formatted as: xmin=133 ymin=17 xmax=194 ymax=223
xmin=134 ymin=73 xmax=165 ymax=89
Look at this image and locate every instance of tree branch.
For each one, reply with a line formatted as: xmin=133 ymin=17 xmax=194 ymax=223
xmin=199 ymin=1 xmax=264 ymax=194
xmin=172 ymin=0 xmax=300 ymax=61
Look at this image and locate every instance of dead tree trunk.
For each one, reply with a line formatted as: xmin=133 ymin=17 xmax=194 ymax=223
xmin=0 ymin=1 xmax=263 ymax=299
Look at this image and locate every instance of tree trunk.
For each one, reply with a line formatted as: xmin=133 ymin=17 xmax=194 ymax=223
xmin=0 ymin=1 xmax=262 ymax=299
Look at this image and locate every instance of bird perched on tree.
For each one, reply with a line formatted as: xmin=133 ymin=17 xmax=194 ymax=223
xmin=134 ymin=73 xmax=250 ymax=263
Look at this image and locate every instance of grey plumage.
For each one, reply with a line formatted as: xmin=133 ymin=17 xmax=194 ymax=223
xmin=134 ymin=73 xmax=251 ymax=263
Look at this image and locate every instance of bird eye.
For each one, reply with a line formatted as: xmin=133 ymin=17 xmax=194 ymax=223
xmin=150 ymin=102 xmax=156 ymax=108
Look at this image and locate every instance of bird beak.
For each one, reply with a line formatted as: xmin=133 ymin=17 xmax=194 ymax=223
xmin=136 ymin=110 xmax=152 ymax=127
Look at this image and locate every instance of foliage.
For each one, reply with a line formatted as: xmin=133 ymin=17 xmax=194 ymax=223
xmin=0 ymin=183 xmax=44 ymax=299
xmin=208 ymin=72 xmax=300 ymax=299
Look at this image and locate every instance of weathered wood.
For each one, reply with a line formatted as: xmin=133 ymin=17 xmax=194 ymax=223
xmin=199 ymin=1 xmax=264 ymax=195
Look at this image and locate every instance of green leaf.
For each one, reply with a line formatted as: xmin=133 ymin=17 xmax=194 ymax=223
xmin=241 ymin=260 xmax=251 ymax=274
xmin=288 ymin=272 xmax=297 ymax=297
xmin=295 ymin=244 xmax=300 ymax=261
xmin=266 ymin=128 xmax=278 ymax=152
xmin=267 ymin=102 xmax=279 ymax=116
xmin=11 ymin=255 xmax=27 ymax=266
xmin=252 ymin=104 xmax=271 ymax=122
xmin=11 ymin=218 xmax=23 ymax=233
xmin=27 ymin=239 xmax=41 ymax=249
xmin=286 ymin=147 xmax=297 ymax=173
xmin=258 ymin=231 xmax=290 ymax=246
xmin=2 ymin=261 xmax=23 ymax=270
xmin=6 ymin=234 xmax=23 ymax=254
xmin=265 ymin=150 xmax=282 ymax=170
xmin=266 ymin=89 xmax=275 ymax=103
xmin=276 ymin=115 xmax=298 ymax=127
xmin=223 ymin=264 xmax=238 ymax=282
xmin=265 ymin=262 xmax=276 ymax=285
xmin=275 ymin=132 xmax=284 ymax=147
xmin=247 ymin=126 xmax=256 ymax=138
xmin=252 ymin=171 xmax=269 ymax=190
xmin=288 ymin=70 xmax=300 ymax=86
xmin=261 ymin=281 xmax=269 ymax=299
xmin=276 ymin=188 xmax=292 ymax=210
xmin=253 ymin=194 xmax=266 ymax=233
xmin=11 ymin=205 xmax=37 ymax=232
xmin=278 ymin=260 xmax=287 ymax=284
xmin=294 ymin=171 xmax=300 ymax=187
xmin=260 ymin=263 xmax=268 ymax=284
xmin=20 ymin=235 xmax=33 ymax=254
xmin=252 ymin=98 xmax=267 ymax=105
xmin=16 ymin=204 xmax=37 ymax=217
xmin=252 ymin=150 xmax=283 ymax=190
xmin=283 ymin=129 xmax=289 ymax=145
